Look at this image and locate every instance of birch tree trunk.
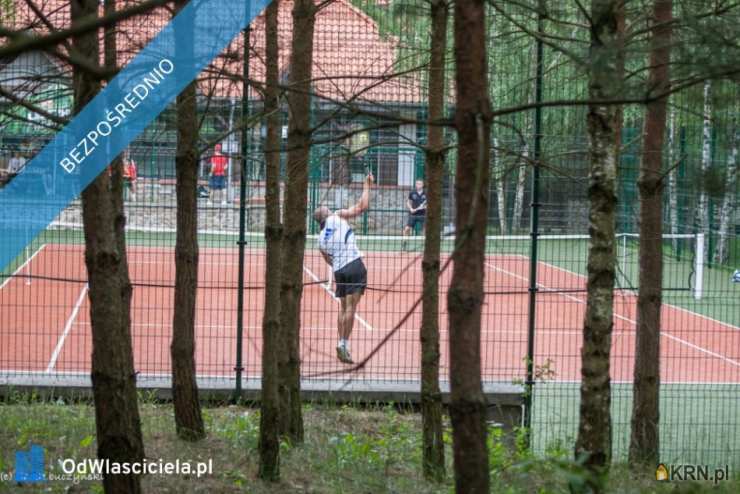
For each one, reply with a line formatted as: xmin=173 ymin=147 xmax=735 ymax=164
xmin=74 ymin=1 xmax=145 ymax=492
xmin=278 ymin=0 xmax=316 ymax=443
xmin=512 ymin=141 xmax=529 ymax=232
xmin=695 ymin=81 xmax=712 ymax=262
xmin=575 ymin=0 xmax=620 ymax=474
xmin=449 ymin=0 xmax=492 ymax=491
xmin=667 ymin=109 xmax=679 ymax=251
xmin=258 ymin=0 xmax=282 ymax=480
xmin=512 ymin=41 xmax=538 ymax=233
xmin=629 ymin=0 xmax=672 ymax=469
xmin=171 ymin=0 xmax=205 ymax=442
xmin=493 ymin=137 xmax=508 ymax=234
xmin=420 ymin=0 xmax=447 ymax=481
xmin=714 ymin=124 xmax=738 ymax=265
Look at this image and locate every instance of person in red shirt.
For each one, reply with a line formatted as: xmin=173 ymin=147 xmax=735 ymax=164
xmin=122 ymin=152 xmax=138 ymax=201
xmin=209 ymin=143 xmax=228 ymax=205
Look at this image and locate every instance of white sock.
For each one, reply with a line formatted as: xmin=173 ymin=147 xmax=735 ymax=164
xmin=339 ymin=338 xmax=348 ymax=349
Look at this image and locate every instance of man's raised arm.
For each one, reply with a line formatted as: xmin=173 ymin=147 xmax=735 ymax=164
xmin=336 ymin=173 xmax=373 ymax=219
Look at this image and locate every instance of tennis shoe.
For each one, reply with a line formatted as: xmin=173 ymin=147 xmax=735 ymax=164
xmin=732 ymin=269 xmax=740 ymax=283
xmin=336 ymin=345 xmax=353 ymax=364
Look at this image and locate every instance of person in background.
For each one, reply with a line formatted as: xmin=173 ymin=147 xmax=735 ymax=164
xmin=2 ymin=152 xmax=27 ymax=189
xmin=123 ymin=152 xmax=138 ymax=201
xmin=208 ymin=143 xmax=228 ymax=205
xmin=402 ymin=179 xmax=426 ymax=248
xmin=8 ymin=151 xmax=27 ymax=174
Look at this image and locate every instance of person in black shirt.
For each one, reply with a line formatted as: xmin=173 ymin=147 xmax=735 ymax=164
xmin=403 ymin=179 xmax=427 ymax=238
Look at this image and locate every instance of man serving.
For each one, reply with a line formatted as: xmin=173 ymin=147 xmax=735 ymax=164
xmin=313 ymin=173 xmax=374 ymax=364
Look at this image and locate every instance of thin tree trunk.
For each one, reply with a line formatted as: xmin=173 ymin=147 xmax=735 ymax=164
xmin=278 ymin=0 xmax=316 ymax=443
xmin=171 ymin=0 xmax=204 ymax=441
xmin=629 ymin=0 xmax=672 ymax=469
xmin=74 ymin=1 xmax=145 ymax=492
xmin=449 ymin=0 xmax=491 ymax=491
xmin=512 ymin=41 xmax=538 ymax=233
xmin=103 ymin=1 xmax=126 ymax=262
xmin=493 ymin=137 xmax=507 ymax=234
xmin=714 ymin=123 xmax=737 ymax=264
xmin=695 ymin=80 xmax=712 ymax=262
xmin=512 ymin=141 xmax=528 ymax=232
xmin=613 ymin=0 xmax=625 ymax=171
xmin=258 ymin=0 xmax=282 ymax=480
xmin=667 ymin=109 xmax=679 ymax=250
xmin=575 ymin=0 xmax=620 ymax=475
xmin=420 ymin=0 xmax=447 ymax=482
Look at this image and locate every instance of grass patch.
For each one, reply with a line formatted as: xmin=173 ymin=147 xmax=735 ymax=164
xmin=0 ymin=396 xmax=738 ymax=493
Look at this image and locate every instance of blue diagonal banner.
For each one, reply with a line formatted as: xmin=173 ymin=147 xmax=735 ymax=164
xmin=0 ymin=0 xmax=270 ymax=273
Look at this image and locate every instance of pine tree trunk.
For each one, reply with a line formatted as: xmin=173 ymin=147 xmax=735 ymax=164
xmin=278 ymin=0 xmax=315 ymax=443
xmin=171 ymin=79 xmax=205 ymax=441
xmin=714 ymin=124 xmax=738 ymax=264
xmin=449 ymin=0 xmax=491 ymax=491
xmin=493 ymin=137 xmax=508 ymax=234
xmin=629 ymin=0 xmax=672 ymax=469
xmin=170 ymin=0 xmax=205 ymax=442
xmin=695 ymin=81 xmax=712 ymax=262
xmin=258 ymin=0 xmax=282 ymax=480
xmin=420 ymin=0 xmax=447 ymax=482
xmin=103 ymin=0 xmax=126 ymax=268
xmin=575 ymin=0 xmax=620 ymax=474
xmin=74 ymin=1 xmax=145 ymax=492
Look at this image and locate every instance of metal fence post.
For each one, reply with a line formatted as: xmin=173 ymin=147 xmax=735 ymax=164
xmin=523 ymin=8 xmax=544 ymax=448
xmin=233 ymin=12 xmax=251 ymax=403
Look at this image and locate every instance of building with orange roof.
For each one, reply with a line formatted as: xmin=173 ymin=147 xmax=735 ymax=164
xmin=1 ymin=0 xmax=426 ymax=187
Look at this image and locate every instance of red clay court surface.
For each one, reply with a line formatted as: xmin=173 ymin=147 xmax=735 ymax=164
xmin=1 ymin=242 xmax=739 ymax=385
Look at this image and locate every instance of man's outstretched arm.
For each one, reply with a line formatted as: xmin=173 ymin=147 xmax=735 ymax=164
xmin=336 ymin=173 xmax=373 ymax=219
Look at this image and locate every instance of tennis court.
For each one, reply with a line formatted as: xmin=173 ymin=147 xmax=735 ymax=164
xmin=1 ymin=222 xmax=739 ymax=463
xmin=1 ymin=224 xmax=738 ymax=384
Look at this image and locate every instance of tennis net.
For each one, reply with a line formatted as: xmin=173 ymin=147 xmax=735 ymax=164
xmin=2 ymin=221 xmax=704 ymax=299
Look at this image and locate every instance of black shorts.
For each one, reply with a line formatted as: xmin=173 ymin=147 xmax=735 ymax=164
xmin=334 ymin=258 xmax=367 ymax=298
xmin=406 ymin=214 xmax=425 ymax=230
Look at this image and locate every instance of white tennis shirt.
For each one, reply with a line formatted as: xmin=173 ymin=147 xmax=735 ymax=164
xmin=318 ymin=214 xmax=362 ymax=272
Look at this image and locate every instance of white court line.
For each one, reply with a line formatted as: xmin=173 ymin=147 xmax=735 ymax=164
xmin=302 ymin=265 xmax=374 ymax=332
xmin=534 ymin=256 xmax=740 ymax=332
xmin=46 ymin=284 xmax=89 ymax=373
xmin=529 ymin=257 xmax=740 ymax=366
xmin=0 ymin=244 xmax=46 ymax=291
xmin=485 ymin=260 xmax=740 ymax=369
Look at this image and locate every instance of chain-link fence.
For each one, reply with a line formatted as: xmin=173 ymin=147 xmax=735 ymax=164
xmin=1 ymin=0 xmax=738 ymax=465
